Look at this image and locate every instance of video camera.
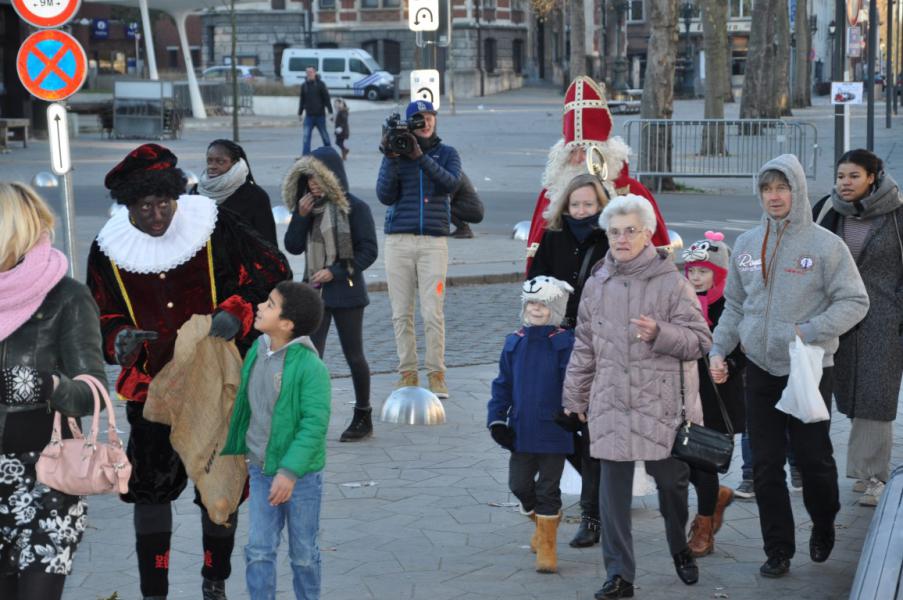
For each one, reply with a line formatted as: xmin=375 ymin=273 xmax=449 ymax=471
xmin=382 ymin=112 xmax=426 ymax=155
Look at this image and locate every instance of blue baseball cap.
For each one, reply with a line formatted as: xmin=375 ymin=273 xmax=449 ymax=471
xmin=405 ymin=100 xmax=437 ymax=120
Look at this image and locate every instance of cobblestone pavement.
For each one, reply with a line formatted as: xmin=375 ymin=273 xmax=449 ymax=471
xmin=320 ymin=282 xmax=523 ymax=378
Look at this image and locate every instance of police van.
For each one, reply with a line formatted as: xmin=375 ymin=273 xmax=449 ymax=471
xmin=280 ymin=48 xmax=395 ymax=101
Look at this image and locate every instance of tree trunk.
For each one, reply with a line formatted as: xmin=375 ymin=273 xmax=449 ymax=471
xmin=700 ymin=0 xmax=728 ymax=154
xmin=640 ymin=0 xmax=678 ymax=191
xmin=569 ymin=0 xmax=587 ymax=80
xmin=740 ymin=0 xmax=791 ymax=120
xmin=792 ymin=0 xmax=811 ymax=107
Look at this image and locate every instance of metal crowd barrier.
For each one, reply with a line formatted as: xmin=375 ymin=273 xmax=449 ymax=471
xmin=623 ymin=119 xmax=819 ymax=180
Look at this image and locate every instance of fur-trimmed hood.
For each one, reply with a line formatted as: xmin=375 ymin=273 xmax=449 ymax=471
xmin=281 ymin=151 xmax=350 ymax=214
xmin=540 ymin=137 xmax=632 ymax=225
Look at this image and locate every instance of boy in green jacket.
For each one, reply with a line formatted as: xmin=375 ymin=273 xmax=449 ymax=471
xmin=222 ymin=281 xmax=331 ymax=599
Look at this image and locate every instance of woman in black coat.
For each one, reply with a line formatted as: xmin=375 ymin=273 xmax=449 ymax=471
xmin=0 ymin=182 xmax=107 ymax=600
xmin=527 ymin=173 xmax=609 ymax=548
xmin=813 ymin=149 xmax=903 ymax=507
xmin=283 ymin=146 xmax=378 ymax=441
xmin=196 ymin=139 xmax=278 ymax=246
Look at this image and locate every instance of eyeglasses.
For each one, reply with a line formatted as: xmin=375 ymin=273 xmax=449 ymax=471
xmin=606 ymin=226 xmax=643 ymax=240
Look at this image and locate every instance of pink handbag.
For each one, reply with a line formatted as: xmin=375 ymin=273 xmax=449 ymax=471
xmin=36 ymin=374 xmax=132 ymax=496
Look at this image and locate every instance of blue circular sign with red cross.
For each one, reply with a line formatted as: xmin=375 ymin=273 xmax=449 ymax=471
xmin=16 ymin=29 xmax=87 ymax=102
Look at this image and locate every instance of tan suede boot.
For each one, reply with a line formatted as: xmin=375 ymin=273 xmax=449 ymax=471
xmin=527 ymin=512 xmax=538 ymax=553
xmin=712 ymin=486 xmax=734 ymax=534
xmin=687 ymin=515 xmax=714 ymax=557
xmin=535 ymin=513 xmax=560 ymax=573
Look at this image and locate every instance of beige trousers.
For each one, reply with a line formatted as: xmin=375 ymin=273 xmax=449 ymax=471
xmin=384 ymin=234 xmax=448 ymax=374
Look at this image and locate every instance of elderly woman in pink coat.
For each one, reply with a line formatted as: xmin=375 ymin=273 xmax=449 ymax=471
xmin=563 ymin=194 xmax=712 ymax=600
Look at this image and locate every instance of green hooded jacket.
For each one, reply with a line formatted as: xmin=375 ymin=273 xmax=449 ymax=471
xmin=222 ymin=341 xmax=331 ymax=477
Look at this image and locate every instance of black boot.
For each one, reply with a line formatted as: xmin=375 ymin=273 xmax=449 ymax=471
xmin=451 ymin=224 xmax=474 ymax=238
xmin=569 ymin=514 xmax=600 ymax=548
xmin=202 ymin=578 xmax=227 ymax=600
xmin=340 ymin=407 xmax=373 ymax=442
xmin=673 ymin=548 xmax=699 ymax=585
xmin=136 ymin=532 xmax=171 ymax=599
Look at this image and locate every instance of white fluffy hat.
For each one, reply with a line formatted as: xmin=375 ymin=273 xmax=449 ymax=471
xmin=521 ymin=276 xmax=574 ymax=326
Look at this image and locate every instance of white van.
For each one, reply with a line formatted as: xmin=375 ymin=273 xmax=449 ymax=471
xmin=281 ymin=48 xmax=395 ymax=101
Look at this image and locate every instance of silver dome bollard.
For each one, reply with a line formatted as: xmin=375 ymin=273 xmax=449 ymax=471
xmin=32 ymin=172 xmax=59 ymax=189
xmin=512 ymin=220 xmax=531 ymax=241
xmin=272 ymin=205 xmax=293 ymax=225
xmin=379 ymin=386 xmax=446 ymax=425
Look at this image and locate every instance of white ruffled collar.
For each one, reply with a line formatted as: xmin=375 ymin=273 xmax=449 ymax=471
xmin=97 ymin=195 xmax=218 ymax=274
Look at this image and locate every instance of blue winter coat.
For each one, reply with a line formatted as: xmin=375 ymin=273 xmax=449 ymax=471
xmin=486 ymin=325 xmax=575 ymax=455
xmin=375 ymin=140 xmax=462 ymax=236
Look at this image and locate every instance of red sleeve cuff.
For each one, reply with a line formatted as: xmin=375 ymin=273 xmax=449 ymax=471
xmin=218 ymin=295 xmax=255 ymax=338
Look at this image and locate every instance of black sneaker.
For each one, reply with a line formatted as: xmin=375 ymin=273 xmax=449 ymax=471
xmin=340 ymin=407 xmax=373 ymax=442
xmin=810 ymin=524 xmax=835 ymax=563
xmin=673 ymin=548 xmax=699 ymax=585
xmin=759 ymin=554 xmax=791 ymax=578
xmin=594 ymin=575 xmax=634 ymax=599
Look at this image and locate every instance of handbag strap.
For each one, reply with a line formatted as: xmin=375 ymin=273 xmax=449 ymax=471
xmin=576 ymin=245 xmax=597 ymax=290
xmin=53 ymin=375 xmax=123 ymax=448
xmin=678 ymin=360 xmax=735 ymax=436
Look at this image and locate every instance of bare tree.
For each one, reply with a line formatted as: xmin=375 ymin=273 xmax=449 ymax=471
xmin=639 ymin=0 xmax=679 ymax=190
xmin=791 ymin=0 xmax=811 ymax=107
xmin=700 ymin=0 xmax=728 ymax=154
xmin=740 ymin=0 xmax=791 ymax=119
xmin=569 ymin=0 xmax=587 ymax=80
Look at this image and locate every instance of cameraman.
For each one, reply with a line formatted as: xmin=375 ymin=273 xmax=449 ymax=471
xmin=377 ymin=100 xmax=461 ymax=399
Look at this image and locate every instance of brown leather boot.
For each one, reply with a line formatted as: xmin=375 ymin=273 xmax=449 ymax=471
xmin=687 ymin=515 xmax=714 ymax=558
xmin=535 ymin=513 xmax=560 ymax=573
xmin=712 ymin=486 xmax=734 ymax=534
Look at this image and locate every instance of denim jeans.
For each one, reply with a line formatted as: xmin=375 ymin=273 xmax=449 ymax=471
xmin=302 ymin=115 xmax=331 ymax=155
xmin=245 ymin=465 xmax=323 ymax=600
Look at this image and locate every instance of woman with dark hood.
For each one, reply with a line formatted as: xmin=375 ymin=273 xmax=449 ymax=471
xmin=283 ymin=146 xmax=378 ymax=442
xmin=196 ymin=139 xmax=278 ymax=246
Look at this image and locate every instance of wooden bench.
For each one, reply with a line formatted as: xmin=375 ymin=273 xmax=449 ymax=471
xmin=0 ymin=118 xmax=30 ymax=151
xmin=849 ymin=465 xmax=903 ymax=599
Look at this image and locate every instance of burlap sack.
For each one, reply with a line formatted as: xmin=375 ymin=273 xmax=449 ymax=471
xmin=145 ymin=314 xmax=247 ymax=525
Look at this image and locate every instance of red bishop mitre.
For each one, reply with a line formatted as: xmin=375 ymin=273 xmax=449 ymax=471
xmin=563 ymin=76 xmax=613 ymax=148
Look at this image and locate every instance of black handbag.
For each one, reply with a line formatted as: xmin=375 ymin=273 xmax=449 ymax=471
xmin=671 ymin=360 xmax=735 ymax=474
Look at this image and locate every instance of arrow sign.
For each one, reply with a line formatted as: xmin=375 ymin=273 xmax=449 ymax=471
xmin=47 ymin=103 xmax=71 ymax=175
xmin=13 ymin=0 xmax=82 ymax=29
xmin=409 ymin=0 xmax=439 ymax=31
xmin=410 ymin=69 xmax=440 ymax=110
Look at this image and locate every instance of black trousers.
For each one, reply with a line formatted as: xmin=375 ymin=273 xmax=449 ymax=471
xmin=509 ymin=452 xmax=566 ymax=516
xmin=311 ymin=306 xmax=371 ymax=409
xmin=566 ymin=426 xmax=601 ymax=518
xmin=689 ymin=466 xmax=719 ymax=516
xmin=746 ymin=362 xmax=839 ymax=559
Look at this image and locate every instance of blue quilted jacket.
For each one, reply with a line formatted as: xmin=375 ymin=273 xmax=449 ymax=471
xmin=375 ymin=141 xmax=462 ymax=236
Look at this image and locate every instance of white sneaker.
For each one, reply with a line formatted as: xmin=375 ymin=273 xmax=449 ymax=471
xmin=859 ymin=478 xmax=885 ymax=507
xmin=852 ymin=479 xmax=868 ymax=493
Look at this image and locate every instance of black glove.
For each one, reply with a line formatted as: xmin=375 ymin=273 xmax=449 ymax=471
xmin=114 ymin=328 xmax=158 ymax=366
xmin=379 ymin=133 xmax=399 ymax=158
xmin=554 ymin=410 xmax=582 ymax=433
xmin=209 ymin=311 xmax=241 ymax=340
xmin=489 ymin=424 xmax=516 ymax=451
xmin=0 ymin=366 xmax=53 ymax=406
xmin=403 ymin=133 xmax=423 ymax=160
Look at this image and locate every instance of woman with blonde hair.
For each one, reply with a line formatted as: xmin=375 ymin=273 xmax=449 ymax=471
xmin=0 ymin=182 xmax=106 ymax=600
xmin=527 ymin=173 xmax=610 ymax=548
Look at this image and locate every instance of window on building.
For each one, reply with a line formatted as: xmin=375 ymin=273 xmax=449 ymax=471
xmin=384 ymin=0 xmax=400 ymax=7
xmin=274 ymin=43 xmax=289 ymax=78
xmin=484 ymin=38 xmax=497 ymax=74
xmin=206 ymin=26 xmax=216 ymax=63
xmin=167 ymin=48 xmax=179 ymax=69
xmin=729 ymin=0 xmax=752 ymax=18
xmin=191 ymin=48 xmax=201 ymax=67
xmin=320 ymin=0 xmax=336 ymax=7
xmin=362 ymin=39 xmax=378 ymax=59
xmin=317 ymin=42 xmax=339 ymax=48
xmin=627 ymin=0 xmax=643 ymax=22
xmin=731 ymin=48 xmax=747 ymax=75
xmin=323 ymin=58 xmax=345 ymax=72
xmin=271 ymin=0 xmax=285 ymax=8
xmin=383 ymin=40 xmax=401 ymax=73
xmin=513 ymin=39 xmax=524 ymax=74
xmin=361 ymin=0 xmax=378 ymax=7
xmin=349 ymin=58 xmax=370 ymax=74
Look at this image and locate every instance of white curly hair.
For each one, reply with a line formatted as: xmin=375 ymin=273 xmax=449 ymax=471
xmin=598 ymin=194 xmax=656 ymax=232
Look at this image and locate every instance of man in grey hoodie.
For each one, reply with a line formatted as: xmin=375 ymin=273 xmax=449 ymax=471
xmin=709 ymin=154 xmax=869 ymax=579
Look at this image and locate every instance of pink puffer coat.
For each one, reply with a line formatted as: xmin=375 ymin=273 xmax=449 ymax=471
xmin=563 ymin=245 xmax=712 ymax=461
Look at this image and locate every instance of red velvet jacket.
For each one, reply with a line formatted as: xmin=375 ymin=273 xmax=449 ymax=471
xmin=87 ymin=212 xmax=291 ymax=402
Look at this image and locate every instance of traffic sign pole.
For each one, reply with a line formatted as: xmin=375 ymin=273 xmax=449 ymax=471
xmin=45 ymin=102 xmax=76 ymax=276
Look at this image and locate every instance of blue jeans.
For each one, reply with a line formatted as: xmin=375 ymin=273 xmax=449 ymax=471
xmin=302 ymin=115 xmax=331 ymax=155
xmin=245 ymin=465 xmax=323 ymax=600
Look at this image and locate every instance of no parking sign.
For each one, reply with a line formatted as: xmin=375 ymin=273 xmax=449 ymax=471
xmin=16 ymin=29 xmax=88 ymax=102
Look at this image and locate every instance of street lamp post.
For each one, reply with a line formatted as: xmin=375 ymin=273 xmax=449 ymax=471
xmin=680 ymin=1 xmax=695 ymax=97
xmin=828 ymin=20 xmax=836 ymax=81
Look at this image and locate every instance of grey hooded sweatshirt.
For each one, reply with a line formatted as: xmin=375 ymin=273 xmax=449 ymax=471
xmin=711 ymin=154 xmax=869 ymax=376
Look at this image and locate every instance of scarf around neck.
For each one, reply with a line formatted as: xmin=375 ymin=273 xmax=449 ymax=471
xmin=198 ymin=159 xmax=250 ymax=204
xmin=564 ymin=213 xmax=601 ymax=244
xmin=306 ymin=200 xmax=354 ymax=282
xmin=0 ymin=237 xmax=68 ymax=342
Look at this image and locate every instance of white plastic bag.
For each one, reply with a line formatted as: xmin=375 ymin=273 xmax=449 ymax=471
xmin=633 ymin=461 xmax=657 ymax=496
xmin=775 ymin=336 xmax=829 ymax=423
xmin=559 ymin=460 xmax=582 ymax=496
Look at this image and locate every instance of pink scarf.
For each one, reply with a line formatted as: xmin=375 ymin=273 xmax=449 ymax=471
xmin=0 ymin=237 xmax=68 ymax=342
xmin=695 ymin=279 xmax=725 ymax=327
